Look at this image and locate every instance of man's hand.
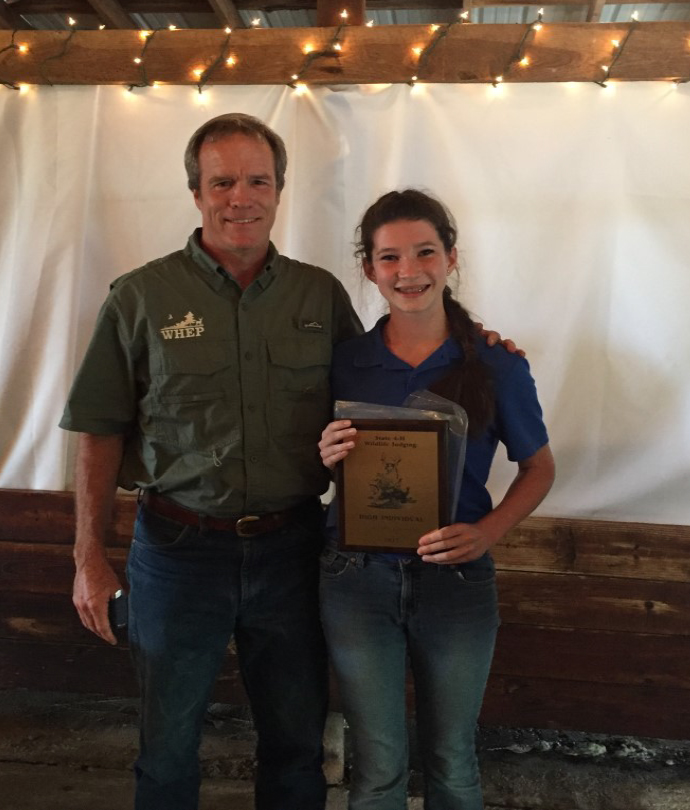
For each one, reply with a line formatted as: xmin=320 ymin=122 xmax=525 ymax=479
xmin=73 ymin=555 xmax=121 ymax=645
xmin=474 ymin=322 xmax=525 ymax=357
xmin=417 ymin=522 xmax=495 ymax=565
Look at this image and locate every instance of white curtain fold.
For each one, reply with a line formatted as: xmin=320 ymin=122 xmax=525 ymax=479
xmin=1 ymin=82 xmax=689 ymax=523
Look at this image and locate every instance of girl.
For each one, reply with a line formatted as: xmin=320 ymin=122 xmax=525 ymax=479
xmin=318 ymin=190 xmax=555 ymax=810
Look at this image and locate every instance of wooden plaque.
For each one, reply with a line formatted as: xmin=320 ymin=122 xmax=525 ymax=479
xmin=336 ymin=419 xmax=449 ymax=553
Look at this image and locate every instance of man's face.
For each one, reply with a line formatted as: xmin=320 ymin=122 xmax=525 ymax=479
xmin=193 ymin=133 xmax=280 ymax=262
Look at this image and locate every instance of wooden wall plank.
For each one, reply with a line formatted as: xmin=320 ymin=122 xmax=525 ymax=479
xmin=3 ymin=490 xmax=690 ymax=582
xmin=498 ymin=571 xmax=690 ymax=636
xmin=3 ymin=489 xmax=690 ymax=739
xmin=2 ymin=591 xmax=88 ymax=643
xmin=3 ymin=637 xmax=689 ymax=739
xmin=0 ymin=638 xmax=248 ymax=703
xmin=493 ymin=624 xmax=690 ymax=690
xmin=0 ymin=489 xmax=136 ymax=545
xmin=4 ymin=593 xmax=688 ymax=689
xmin=5 ymin=552 xmax=690 ymax=638
xmin=493 ymin=516 xmax=690 ymax=583
xmin=481 ymin=676 xmax=690 ymax=739
xmin=0 ymin=542 xmax=126 ymax=594
xmin=1 ymin=23 xmax=690 ymax=86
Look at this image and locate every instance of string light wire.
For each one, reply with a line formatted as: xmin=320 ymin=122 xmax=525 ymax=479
xmin=289 ymin=22 xmax=347 ymax=87
xmin=0 ymin=30 xmax=24 ymax=89
xmin=196 ymin=31 xmax=234 ymax=93
xmin=595 ymin=16 xmax=639 ymax=88
xmin=39 ymin=27 xmax=77 ymax=86
xmin=409 ymin=20 xmax=460 ymax=85
xmin=127 ymin=29 xmax=160 ymax=90
xmin=493 ymin=8 xmax=543 ymax=86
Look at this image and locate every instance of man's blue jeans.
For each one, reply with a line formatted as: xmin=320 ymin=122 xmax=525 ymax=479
xmin=126 ymin=501 xmax=328 ymax=810
xmin=319 ymin=550 xmax=499 ymax=810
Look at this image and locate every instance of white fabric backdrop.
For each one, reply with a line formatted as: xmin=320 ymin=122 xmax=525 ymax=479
xmin=1 ymin=82 xmax=689 ymax=524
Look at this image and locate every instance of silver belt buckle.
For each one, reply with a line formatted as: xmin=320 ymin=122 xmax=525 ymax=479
xmin=235 ymin=515 xmax=260 ymax=537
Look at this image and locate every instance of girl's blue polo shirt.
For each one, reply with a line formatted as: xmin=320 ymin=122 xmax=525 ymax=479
xmin=329 ymin=317 xmax=549 ymax=531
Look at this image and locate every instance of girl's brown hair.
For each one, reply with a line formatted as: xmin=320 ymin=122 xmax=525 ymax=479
xmin=357 ymin=189 xmax=495 ymax=434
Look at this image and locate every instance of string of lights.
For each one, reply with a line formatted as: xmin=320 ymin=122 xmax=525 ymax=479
xmin=288 ymin=13 xmax=349 ymax=88
xmin=195 ymin=29 xmax=235 ymax=94
xmin=595 ymin=12 xmax=639 ymax=88
xmin=3 ymin=17 xmax=689 ymax=94
xmin=492 ymin=8 xmax=543 ymax=87
xmin=128 ymin=29 xmax=160 ymax=90
xmin=0 ymin=30 xmax=26 ymax=89
xmin=38 ymin=19 xmax=78 ymax=86
xmin=408 ymin=12 xmax=470 ymax=86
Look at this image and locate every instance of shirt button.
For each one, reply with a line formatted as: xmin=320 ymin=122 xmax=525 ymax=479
xmin=244 ymin=351 xmax=253 ymax=361
xmin=241 ymin=304 xmax=248 ymax=312
xmin=247 ymin=404 xmax=255 ymax=412
xmin=250 ymin=455 xmax=258 ymax=463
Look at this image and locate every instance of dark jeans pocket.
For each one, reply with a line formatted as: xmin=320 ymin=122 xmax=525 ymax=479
xmin=133 ymin=504 xmax=197 ymax=550
xmin=319 ymin=548 xmax=351 ymax=578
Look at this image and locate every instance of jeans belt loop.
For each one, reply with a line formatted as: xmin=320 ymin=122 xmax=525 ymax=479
xmin=235 ymin=515 xmax=260 ymax=537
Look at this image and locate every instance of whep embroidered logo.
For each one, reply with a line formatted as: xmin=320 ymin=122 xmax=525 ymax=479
xmin=160 ymin=312 xmax=205 ymax=340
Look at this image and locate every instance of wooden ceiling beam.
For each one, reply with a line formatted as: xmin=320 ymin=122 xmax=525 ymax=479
xmin=85 ymin=0 xmax=135 ymax=28
xmin=2 ymin=23 xmax=689 ymax=85
xmin=206 ymin=0 xmax=244 ymax=30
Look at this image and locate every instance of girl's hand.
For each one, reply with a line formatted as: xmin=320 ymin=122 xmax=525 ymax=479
xmin=417 ymin=522 xmax=495 ymax=564
xmin=319 ymin=420 xmax=357 ymax=470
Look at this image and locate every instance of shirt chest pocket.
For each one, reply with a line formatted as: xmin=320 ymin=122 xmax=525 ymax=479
xmin=148 ymin=342 xmax=240 ymax=451
xmin=267 ymin=336 xmax=332 ymax=442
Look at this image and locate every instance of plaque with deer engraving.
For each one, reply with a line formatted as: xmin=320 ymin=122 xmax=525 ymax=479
xmin=336 ymin=419 xmax=450 ymax=552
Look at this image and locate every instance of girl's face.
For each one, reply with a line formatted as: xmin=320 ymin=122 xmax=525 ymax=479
xmin=364 ymin=218 xmax=456 ymax=318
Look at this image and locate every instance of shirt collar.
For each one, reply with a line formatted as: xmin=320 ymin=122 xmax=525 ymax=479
xmin=353 ymin=316 xmax=463 ymax=370
xmin=184 ymin=229 xmax=280 ymax=292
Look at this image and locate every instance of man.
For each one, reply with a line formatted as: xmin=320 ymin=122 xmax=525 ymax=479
xmin=61 ymin=113 xmax=512 ymax=810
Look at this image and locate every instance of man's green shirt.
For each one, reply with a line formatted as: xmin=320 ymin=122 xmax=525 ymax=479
xmin=60 ymin=231 xmax=363 ymax=516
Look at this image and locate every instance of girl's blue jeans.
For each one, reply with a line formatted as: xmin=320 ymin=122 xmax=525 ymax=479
xmin=319 ymin=549 xmax=499 ymax=810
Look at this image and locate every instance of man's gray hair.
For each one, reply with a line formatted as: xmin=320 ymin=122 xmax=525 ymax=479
xmin=184 ymin=113 xmax=288 ymax=192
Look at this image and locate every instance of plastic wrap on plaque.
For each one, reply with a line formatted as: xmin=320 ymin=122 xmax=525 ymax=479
xmin=333 ymin=394 xmax=468 ymax=552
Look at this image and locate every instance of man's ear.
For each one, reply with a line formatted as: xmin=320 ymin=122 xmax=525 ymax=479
xmin=193 ymin=188 xmax=202 ymax=211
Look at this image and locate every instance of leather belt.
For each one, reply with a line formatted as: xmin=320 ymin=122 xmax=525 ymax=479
xmin=141 ymin=491 xmax=310 ymax=537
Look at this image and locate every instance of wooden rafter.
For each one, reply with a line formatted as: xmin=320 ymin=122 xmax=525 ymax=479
xmin=7 ymin=0 xmax=690 ymax=15
xmin=1 ymin=23 xmax=689 ymax=85
xmin=206 ymin=0 xmax=244 ymax=30
xmin=85 ymin=0 xmax=134 ymax=28
xmin=587 ymin=0 xmax=607 ymax=23
xmin=316 ymin=0 xmax=365 ymax=26
xmin=0 ymin=2 xmax=27 ymax=30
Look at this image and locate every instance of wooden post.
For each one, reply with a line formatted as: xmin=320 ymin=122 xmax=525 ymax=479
xmin=316 ymin=0 xmax=365 ymax=28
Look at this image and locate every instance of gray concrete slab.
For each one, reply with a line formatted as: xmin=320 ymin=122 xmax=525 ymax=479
xmin=2 ymin=690 xmax=689 ymax=810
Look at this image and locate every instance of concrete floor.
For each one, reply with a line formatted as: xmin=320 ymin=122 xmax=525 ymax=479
xmin=2 ymin=690 xmax=690 ymax=810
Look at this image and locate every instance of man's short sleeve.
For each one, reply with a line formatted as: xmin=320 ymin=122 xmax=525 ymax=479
xmin=59 ymin=298 xmax=138 ymax=435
